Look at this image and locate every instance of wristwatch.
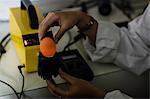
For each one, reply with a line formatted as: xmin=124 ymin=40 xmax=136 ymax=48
xmin=78 ymin=16 xmax=98 ymax=35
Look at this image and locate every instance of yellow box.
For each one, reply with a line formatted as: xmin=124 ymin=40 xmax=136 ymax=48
xmin=10 ymin=6 xmax=45 ymax=72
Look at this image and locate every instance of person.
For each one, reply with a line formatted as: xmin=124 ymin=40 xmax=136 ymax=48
xmin=38 ymin=2 xmax=150 ymax=98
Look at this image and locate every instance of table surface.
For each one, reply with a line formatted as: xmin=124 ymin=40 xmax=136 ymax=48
xmin=0 ymin=3 xmax=144 ymax=98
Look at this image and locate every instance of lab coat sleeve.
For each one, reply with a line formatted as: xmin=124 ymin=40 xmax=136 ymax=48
xmin=83 ymin=21 xmax=121 ymax=63
xmin=104 ymin=90 xmax=133 ymax=99
xmin=83 ymin=4 xmax=150 ymax=75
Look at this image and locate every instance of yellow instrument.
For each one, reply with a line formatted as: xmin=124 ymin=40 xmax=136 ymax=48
xmin=10 ymin=0 xmax=45 ymax=72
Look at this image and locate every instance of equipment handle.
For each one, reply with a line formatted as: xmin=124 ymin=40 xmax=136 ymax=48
xmin=21 ymin=0 xmax=39 ymax=29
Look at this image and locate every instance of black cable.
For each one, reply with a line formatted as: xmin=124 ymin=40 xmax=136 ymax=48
xmin=18 ymin=65 xmax=25 ymax=99
xmin=63 ymin=33 xmax=85 ymax=51
xmin=19 ymin=71 xmax=24 ymax=99
xmin=0 ymin=43 xmax=6 ymax=55
xmin=3 ymin=38 xmax=11 ymax=48
xmin=0 ymin=80 xmax=20 ymax=99
xmin=0 ymin=65 xmax=25 ymax=99
xmin=0 ymin=33 xmax=25 ymax=99
xmin=0 ymin=33 xmax=11 ymax=56
xmin=0 ymin=33 xmax=10 ymax=44
xmin=63 ymin=40 xmax=77 ymax=51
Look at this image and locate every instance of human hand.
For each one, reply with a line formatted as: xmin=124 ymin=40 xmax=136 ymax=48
xmin=38 ymin=11 xmax=92 ymax=43
xmin=46 ymin=69 xmax=106 ymax=98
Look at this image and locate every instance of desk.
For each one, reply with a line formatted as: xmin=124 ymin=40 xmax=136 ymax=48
xmin=0 ymin=4 xmax=149 ymax=98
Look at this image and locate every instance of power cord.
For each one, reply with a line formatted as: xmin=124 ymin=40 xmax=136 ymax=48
xmin=0 ymin=80 xmax=19 ymax=99
xmin=0 ymin=65 xmax=25 ymax=99
xmin=0 ymin=33 xmax=25 ymax=99
xmin=18 ymin=65 xmax=25 ymax=99
xmin=0 ymin=33 xmax=10 ymax=58
xmin=63 ymin=33 xmax=85 ymax=51
xmin=0 ymin=33 xmax=10 ymax=45
xmin=0 ymin=44 xmax=6 ymax=58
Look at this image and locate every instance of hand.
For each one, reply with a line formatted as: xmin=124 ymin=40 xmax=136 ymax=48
xmin=38 ymin=11 xmax=97 ymax=44
xmin=39 ymin=11 xmax=83 ymax=42
xmin=46 ymin=69 xmax=106 ymax=98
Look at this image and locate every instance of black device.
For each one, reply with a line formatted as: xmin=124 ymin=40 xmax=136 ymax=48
xmin=38 ymin=49 xmax=94 ymax=81
xmin=98 ymin=0 xmax=112 ymax=16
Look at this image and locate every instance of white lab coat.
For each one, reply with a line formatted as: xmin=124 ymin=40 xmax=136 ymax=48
xmin=84 ymin=3 xmax=150 ymax=99
xmin=84 ymin=4 xmax=150 ymax=75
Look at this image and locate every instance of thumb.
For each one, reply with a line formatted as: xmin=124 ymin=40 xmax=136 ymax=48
xmin=59 ymin=69 xmax=76 ymax=84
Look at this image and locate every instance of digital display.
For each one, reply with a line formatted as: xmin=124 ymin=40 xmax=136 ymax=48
xmin=22 ymin=33 xmax=39 ymax=47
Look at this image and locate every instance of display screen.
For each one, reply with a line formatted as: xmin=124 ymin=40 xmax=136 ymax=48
xmin=22 ymin=33 xmax=39 ymax=47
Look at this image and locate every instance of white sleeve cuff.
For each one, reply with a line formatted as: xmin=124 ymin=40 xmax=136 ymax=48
xmin=104 ymin=90 xmax=133 ymax=99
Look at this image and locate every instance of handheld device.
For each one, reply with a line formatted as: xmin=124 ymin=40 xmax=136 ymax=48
xmin=38 ymin=32 xmax=94 ymax=81
xmin=38 ymin=49 xmax=94 ymax=81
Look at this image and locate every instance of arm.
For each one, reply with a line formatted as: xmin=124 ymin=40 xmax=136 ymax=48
xmin=38 ymin=11 xmax=137 ymax=98
xmin=38 ymin=11 xmax=98 ymax=43
xmin=84 ymin=4 xmax=150 ymax=75
xmin=38 ymin=11 xmax=119 ymax=64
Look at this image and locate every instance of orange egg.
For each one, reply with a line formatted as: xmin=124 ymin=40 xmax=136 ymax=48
xmin=40 ymin=37 xmax=56 ymax=57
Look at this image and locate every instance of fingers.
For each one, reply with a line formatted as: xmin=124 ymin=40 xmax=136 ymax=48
xmin=59 ymin=69 xmax=76 ymax=84
xmin=46 ymin=80 xmax=68 ymax=97
xmin=38 ymin=12 xmax=59 ymax=40
xmin=46 ymin=80 xmax=58 ymax=96
xmin=47 ymin=70 xmax=80 ymax=98
xmin=54 ymin=26 xmax=66 ymax=43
